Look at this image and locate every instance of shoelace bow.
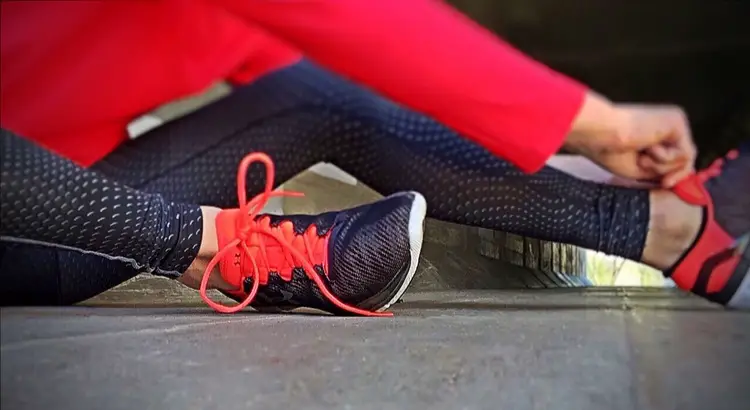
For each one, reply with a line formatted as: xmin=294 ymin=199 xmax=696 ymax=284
xmin=199 ymin=152 xmax=392 ymax=317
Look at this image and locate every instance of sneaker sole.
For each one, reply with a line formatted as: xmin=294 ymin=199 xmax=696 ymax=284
xmin=374 ymin=191 xmax=427 ymax=312
xmin=727 ymin=233 xmax=750 ymax=309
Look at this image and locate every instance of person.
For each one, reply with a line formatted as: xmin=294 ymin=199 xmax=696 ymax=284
xmin=1 ymin=1 xmax=747 ymax=314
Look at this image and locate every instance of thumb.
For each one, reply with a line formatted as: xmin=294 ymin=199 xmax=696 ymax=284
xmin=646 ymin=144 xmax=678 ymax=163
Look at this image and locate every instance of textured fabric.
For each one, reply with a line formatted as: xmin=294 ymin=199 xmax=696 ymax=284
xmin=0 ymin=243 xmax=143 ymax=306
xmin=97 ymin=61 xmax=650 ymax=260
xmin=1 ymin=61 xmax=649 ymax=306
xmin=1 ymin=0 xmax=584 ymax=170
xmin=0 ymin=129 xmax=204 ymax=305
xmin=0 ymin=0 xmax=300 ymax=166
xmin=705 ymin=142 xmax=750 ymax=238
xmin=217 ymin=0 xmax=586 ymax=172
xmin=327 ymin=192 xmax=413 ymax=305
xmin=0 ymin=130 xmax=203 ymax=277
xmin=243 ymin=192 xmax=416 ymax=312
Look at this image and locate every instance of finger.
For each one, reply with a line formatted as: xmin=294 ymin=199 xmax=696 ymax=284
xmin=646 ymin=144 xmax=695 ymax=177
xmin=675 ymin=138 xmax=698 ymax=171
xmin=662 ymin=165 xmax=694 ymax=188
xmin=639 ymin=152 xmax=692 ymax=188
xmin=608 ymin=175 xmax=660 ymax=189
xmin=647 ymin=144 xmax=678 ymax=163
xmin=628 ymin=166 xmax=661 ymax=183
xmin=615 ymin=108 xmax=670 ymax=150
xmin=666 ymin=109 xmax=698 ymax=168
xmin=637 ymin=154 xmax=685 ymax=177
xmin=622 ymin=106 xmax=692 ymax=151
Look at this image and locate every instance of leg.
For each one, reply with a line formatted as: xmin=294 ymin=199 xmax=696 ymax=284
xmin=0 ymin=130 xmax=425 ymax=314
xmin=95 ymin=60 xmax=672 ymax=266
xmin=81 ymin=61 xmax=750 ymax=307
xmin=0 ymin=243 xmax=150 ymax=305
xmin=0 ymin=130 xmax=205 ymax=304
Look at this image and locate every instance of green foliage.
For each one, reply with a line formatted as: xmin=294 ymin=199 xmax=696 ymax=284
xmin=585 ymin=251 xmax=665 ymax=287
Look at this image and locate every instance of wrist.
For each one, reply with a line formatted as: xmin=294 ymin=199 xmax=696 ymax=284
xmin=564 ymin=90 xmax=624 ymax=152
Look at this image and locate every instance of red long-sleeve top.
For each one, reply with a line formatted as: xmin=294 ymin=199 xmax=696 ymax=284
xmin=0 ymin=0 xmax=586 ymax=172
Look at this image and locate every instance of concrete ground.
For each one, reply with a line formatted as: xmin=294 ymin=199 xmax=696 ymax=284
xmin=2 ymin=288 xmax=748 ymax=410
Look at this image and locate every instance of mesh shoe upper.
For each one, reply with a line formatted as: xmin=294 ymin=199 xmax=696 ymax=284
xmin=327 ymin=192 xmax=414 ymax=306
xmin=245 ymin=192 xmax=416 ymax=312
xmin=199 ymin=152 xmax=423 ymax=315
xmin=705 ymin=142 xmax=750 ymax=238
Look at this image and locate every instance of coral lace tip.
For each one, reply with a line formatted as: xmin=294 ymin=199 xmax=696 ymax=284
xmin=673 ymin=176 xmax=708 ymax=205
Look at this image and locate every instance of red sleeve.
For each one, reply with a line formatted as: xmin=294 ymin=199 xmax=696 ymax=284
xmin=214 ymin=0 xmax=587 ymax=172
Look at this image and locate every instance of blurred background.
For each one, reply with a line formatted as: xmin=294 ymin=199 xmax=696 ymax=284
xmin=449 ymin=0 xmax=749 ymax=164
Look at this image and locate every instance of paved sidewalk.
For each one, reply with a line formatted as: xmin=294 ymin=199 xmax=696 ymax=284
xmin=2 ymin=288 xmax=748 ymax=410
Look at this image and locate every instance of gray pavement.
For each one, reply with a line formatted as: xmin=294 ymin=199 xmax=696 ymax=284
xmin=2 ymin=288 xmax=748 ymax=410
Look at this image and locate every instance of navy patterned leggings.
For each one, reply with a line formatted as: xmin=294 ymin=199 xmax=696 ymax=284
xmin=0 ymin=61 xmax=650 ymax=304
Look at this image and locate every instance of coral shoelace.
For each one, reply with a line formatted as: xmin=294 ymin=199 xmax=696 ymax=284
xmin=674 ymin=149 xmax=739 ymax=205
xmin=697 ymin=149 xmax=739 ymax=182
xmin=199 ymin=152 xmax=392 ymax=317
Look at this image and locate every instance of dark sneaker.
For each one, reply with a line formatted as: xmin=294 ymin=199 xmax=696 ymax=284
xmin=705 ymin=142 xmax=750 ymax=238
xmin=200 ymin=153 xmax=426 ymax=316
xmin=668 ymin=148 xmax=750 ymax=309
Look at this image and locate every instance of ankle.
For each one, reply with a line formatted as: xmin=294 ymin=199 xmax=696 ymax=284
xmin=177 ymin=206 xmax=235 ymax=291
xmin=197 ymin=206 xmax=221 ymax=257
xmin=641 ymin=190 xmax=703 ymax=270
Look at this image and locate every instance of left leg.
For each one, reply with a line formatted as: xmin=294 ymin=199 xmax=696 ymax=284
xmin=0 ymin=129 xmax=423 ymax=314
xmin=0 ymin=130 xmax=207 ymax=305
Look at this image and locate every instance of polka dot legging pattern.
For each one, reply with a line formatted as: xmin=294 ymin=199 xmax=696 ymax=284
xmin=99 ymin=61 xmax=649 ymax=257
xmin=0 ymin=131 xmax=204 ymax=304
xmin=0 ymin=60 xmax=650 ymax=305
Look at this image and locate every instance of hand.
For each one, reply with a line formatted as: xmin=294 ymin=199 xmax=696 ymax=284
xmin=545 ymin=155 xmax=659 ymax=189
xmin=564 ymin=92 xmax=697 ymax=188
xmin=614 ymin=104 xmax=697 ymax=187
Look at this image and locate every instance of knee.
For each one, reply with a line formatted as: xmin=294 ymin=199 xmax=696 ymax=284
xmin=325 ymin=87 xmax=437 ymax=144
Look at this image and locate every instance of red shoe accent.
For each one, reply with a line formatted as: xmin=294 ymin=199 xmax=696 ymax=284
xmin=669 ymin=151 xmax=742 ymax=297
xmin=214 ymin=210 xmax=330 ymax=289
xmin=198 ymin=152 xmax=393 ymax=317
